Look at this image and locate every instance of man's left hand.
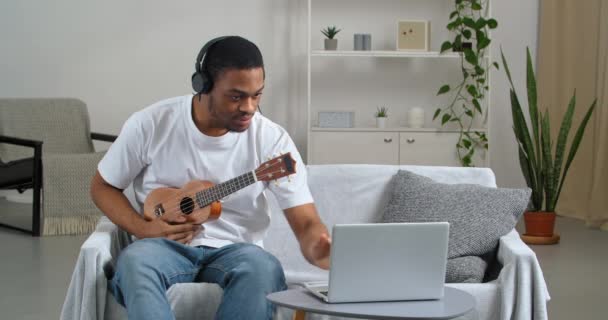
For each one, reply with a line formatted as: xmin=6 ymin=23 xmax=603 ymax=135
xmin=311 ymin=233 xmax=331 ymax=270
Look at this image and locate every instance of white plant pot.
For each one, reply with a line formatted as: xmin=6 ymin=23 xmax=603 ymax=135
xmin=376 ymin=117 xmax=387 ymax=128
xmin=324 ymin=39 xmax=338 ymax=50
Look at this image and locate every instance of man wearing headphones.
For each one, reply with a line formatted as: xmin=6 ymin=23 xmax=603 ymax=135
xmin=90 ymin=36 xmax=331 ymax=319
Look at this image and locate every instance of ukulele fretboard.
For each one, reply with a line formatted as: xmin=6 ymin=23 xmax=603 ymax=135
xmin=195 ymin=171 xmax=257 ymax=208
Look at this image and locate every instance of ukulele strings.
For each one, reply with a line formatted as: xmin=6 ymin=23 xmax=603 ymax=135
xmin=151 ymin=159 xmax=284 ymax=210
xmin=155 ymin=167 xmax=289 ymax=218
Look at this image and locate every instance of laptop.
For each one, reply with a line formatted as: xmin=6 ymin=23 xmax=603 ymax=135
xmin=303 ymin=222 xmax=449 ymax=303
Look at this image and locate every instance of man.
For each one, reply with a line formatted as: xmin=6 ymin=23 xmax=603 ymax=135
xmin=90 ymin=36 xmax=331 ymax=320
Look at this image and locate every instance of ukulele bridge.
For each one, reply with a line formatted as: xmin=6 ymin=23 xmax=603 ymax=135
xmin=154 ymin=204 xmax=165 ymax=217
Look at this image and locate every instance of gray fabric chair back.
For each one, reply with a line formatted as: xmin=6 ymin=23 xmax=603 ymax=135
xmin=0 ymin=98 xmax=94 ymax=161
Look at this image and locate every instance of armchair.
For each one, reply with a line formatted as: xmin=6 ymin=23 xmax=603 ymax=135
xmin=0 ymin=98 xmax=117 ymax=236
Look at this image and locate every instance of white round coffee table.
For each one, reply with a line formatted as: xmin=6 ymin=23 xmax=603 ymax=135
xmin=267 ymin=286 xmax=475 ymax=320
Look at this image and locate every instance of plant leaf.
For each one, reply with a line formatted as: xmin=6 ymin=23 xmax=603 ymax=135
xmin=516 ymin=139 xmax=540 ymax=210
xmin=463 ymin=17 xmax=476 ymax=29
xmin=473 ymin=99 xmax=482 ymax=113
xmin=450 ymin=11 xmax=459 ymax=19
xmin=500 ymin=47 xmax=515 ymax=89
xmin=440 ymin=41 xmax=453 ymax=53
xmin=441 ymin=114 xmax=451 ymax=125
xmin=475 ymin=17 xmax=486 ymax=29
xmin=487 ymin=18 xmax=498 ymax=29
xmin=526 ymin=47 xmax=542 ymax=181
xmin=433 ymin=108 xmax=442 ymax=120
xmin=510 ymin=88 xmax=540 ymax=204
xmin=437 ymin=85 xmax=450 ymax=95
xmin=467 ymin=85 xmax=478 ymax=97
xmin=477 ymin=37 xmax=491 ymax=50
xmin=464 ymin=48 xmax=478 ymax=65
xmin=463 ymin=29 xmax=472 ymax=39
xmin=472 ymin=2 xmax=482 ymax=10
xmin=551 ymin=91 xmax=576 ymax=210
xmin=541 ymin=111 xmax=555 ymax=212
xmin=493 ymin=62 xmax=500 ymax=70
xmin=554 ymin=99 xmax=597 ymax=209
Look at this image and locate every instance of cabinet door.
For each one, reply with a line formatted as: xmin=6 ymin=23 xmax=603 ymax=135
xmin=310 ymin=132 xmax=399 ymax=165
xmin=399 ymin=132 xmax=486 ymax=166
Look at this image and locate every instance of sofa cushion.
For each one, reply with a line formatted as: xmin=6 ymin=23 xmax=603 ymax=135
xmin=446 ymin=256 xmax=487 ymax=283
xmin=382 ymin=170 xmax=530 ymax=281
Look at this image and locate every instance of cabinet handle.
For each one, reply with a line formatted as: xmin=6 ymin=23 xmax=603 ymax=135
xmin=406 ymin=138 xmax=415 ymax=144
xmin=384 ymin=138 xmax=393 ymax=143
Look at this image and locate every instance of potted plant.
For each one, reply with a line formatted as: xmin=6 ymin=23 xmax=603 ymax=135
xmin=501 ymin=47 xmax=597 ymax=241
xmin=434 ymin=0 xmax=498 ymax=167
xmin=321 ymin=26 xmax=341 ymax=50
xmin=375 ymin=106 xmax=388 ymax=128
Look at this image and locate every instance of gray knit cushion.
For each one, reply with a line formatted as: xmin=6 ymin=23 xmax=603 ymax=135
xmin=445 ymin=256 xmax=487 ymax=283
xmin=382 ymin=170 xmax=530 ymax=282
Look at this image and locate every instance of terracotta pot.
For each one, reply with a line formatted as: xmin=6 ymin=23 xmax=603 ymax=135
xmin=523 ymin=211 xmax=556 ymax=237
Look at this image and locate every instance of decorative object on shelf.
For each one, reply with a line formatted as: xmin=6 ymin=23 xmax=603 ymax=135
xmin=501 ymin=47 xmax=597 ymax=245
xmin=407 ymin=107 xmax=425 ymax=128
xmin=318 ymin=111 xmax=355 ymax=128
xmin=396 ymin=20 xmax=429 ymax=51
xmin=374 ymin=106 xmax=388 ymax=128
xmin=362 ymin=34 xmax=372 ymax=50
xmin=434 ymin=0 xmax=498 ymax=167
xmin=321 ymin=25 xmax=341 ymax=50
xmin=354 ymin=34 xmax=363 ymax=50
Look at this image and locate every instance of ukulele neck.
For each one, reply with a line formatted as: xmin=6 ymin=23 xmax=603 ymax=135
xmin=194 ymin=171 xmax=257 ymax=208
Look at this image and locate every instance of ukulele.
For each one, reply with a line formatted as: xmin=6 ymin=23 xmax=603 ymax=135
xmin=143 ymin=153 xmax=296 ymax=223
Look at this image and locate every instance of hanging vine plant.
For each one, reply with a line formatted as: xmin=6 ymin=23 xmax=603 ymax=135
xmin=433 ymin=0 xmax=498 ymax=167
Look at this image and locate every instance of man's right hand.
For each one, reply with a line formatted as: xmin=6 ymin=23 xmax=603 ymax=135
xmin=137 ymin=219 xmax=203 ymax=244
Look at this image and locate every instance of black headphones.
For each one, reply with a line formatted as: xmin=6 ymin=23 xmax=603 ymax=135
xmin=191 ymin=36 xmax=230 ymax=95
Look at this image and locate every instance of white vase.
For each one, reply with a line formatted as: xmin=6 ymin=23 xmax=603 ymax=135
xmin=376 ymin=117 xmax=387 ymax=128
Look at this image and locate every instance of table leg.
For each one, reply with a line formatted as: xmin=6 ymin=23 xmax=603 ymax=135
xmin=293 ymin=309 xmax=306 ymax=320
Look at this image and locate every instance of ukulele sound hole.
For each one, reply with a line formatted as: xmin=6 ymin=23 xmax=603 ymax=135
xmin=179 ymin=197 xmax=195 ymax=215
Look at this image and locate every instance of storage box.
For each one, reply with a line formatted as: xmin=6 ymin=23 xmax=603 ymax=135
xmin=318 ymin=111 xmax=355 ymax=128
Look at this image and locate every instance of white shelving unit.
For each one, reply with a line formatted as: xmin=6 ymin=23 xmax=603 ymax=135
xmin=306 ymin=0 xmax=490 ymax=167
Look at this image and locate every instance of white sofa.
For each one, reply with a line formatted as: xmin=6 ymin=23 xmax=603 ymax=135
xmin=61 ymin=165 xmax=550 ymax=320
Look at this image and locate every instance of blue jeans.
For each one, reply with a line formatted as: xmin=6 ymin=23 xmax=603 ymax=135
xmin=108 ymin=238 xmax=287 ymax=320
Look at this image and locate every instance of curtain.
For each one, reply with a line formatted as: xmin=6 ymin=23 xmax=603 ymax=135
xmin=537 ymin=0 xmax=608 ymax=230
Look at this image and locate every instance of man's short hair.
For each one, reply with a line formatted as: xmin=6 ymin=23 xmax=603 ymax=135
xmin=205 ymin=36 xmax=265 ymax=86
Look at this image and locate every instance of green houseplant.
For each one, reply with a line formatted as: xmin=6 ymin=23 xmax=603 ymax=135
xmin=434 ymin=0 xmax=498 ymax=167
xmin=375 ymin=106 xmax=388 ymax=128
xmin=501 ymin=47 xmax=597 ymax=238
xmin=321 ymin=26 xmax=341 ymax=50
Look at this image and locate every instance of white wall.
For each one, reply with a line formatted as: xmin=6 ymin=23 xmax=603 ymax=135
xmin=0 ymin=0 xmax=537 ymax=188
xmin=489 ymin=0 xmax=539 ymax=187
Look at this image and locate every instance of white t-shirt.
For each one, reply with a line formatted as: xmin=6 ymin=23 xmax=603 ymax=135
xmin=98 ymin=95 xmax=313 ymax=248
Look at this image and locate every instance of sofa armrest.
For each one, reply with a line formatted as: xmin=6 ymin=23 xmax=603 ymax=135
xmin=494 ymin=229 xmax=550 ymax=320
xmin=60 ymin=217 xmax=132 ymax=320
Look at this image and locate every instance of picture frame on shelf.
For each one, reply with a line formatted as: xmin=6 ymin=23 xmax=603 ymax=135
xmin=318 ymin=111 xmax=355 ymax=128
xmin=396 ymin=20 xmax=430 ymax=51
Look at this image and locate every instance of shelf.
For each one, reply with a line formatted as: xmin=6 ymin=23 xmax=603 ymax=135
xmin=311 ymin=50 xmax=463 ymax=58
xmin=311 ymin=127 xmax=487 ymax=133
